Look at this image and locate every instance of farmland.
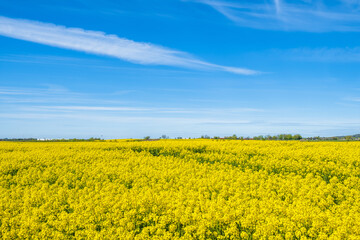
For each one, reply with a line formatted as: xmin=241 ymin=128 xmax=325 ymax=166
xmin=1 ymin=140 xmax=360 ymax=239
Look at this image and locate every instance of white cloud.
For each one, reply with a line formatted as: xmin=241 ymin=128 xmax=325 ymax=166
xmin=33 ymin=105 xmax=264 ymax=114
xmin=274 ymin=0 xmax=281 ymax=14
xmin=193 ymin=0 xmax=360 ymax=32
xmin=39 ymin=106 xmax=153 ymax=111
xmin=0 ymin=15 xmax=258 ymax=75
xmin=271 ymin=47 xmax=360 ymax=62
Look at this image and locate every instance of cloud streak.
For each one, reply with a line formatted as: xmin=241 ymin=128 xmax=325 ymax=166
xmin=0 ymin=16 xmax=257 ymax=75
xmin=274 ymin=0 xmax=281 ymax=14
xmin=32 ymin=105 xmax=264 ymax=114
xmin=194 ymin=0 xmax=360 ymax=32
xmin=347 ymin=97 xmax=360 ymax=102
xmin=271 ymin=47 xmax=360 ymax=62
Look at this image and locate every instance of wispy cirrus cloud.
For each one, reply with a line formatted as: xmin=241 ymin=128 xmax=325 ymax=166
xmin=31 ymin=105 xmax=264 ymax=114
xmin=274 ymin=0 xmax=281 ymax=14
xmin=0 ymin=15 xmax=257 ymax=75
xmin=38 ymin=106 xmax=153 ymax=111
xmin=0 ymin=86 xmax=265 ymax=114
xmin=347 ymin=97 xmax=360 ymax=102
xmin=193 ymin=0 xmax=360 ymax=32
xmin=271 ymin=47 xmax=360 ymax=62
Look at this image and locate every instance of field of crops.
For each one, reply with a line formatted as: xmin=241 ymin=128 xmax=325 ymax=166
xmin=1 ymin=140 xmax=360 ymax=239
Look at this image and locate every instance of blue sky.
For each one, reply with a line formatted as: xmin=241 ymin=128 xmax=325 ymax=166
xmin=0 ymin=0 xmax=359 ymax=139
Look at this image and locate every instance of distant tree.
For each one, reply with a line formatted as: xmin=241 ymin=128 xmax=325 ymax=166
xmin=293 ymin=134 xmax=302 ymax=140
xmin=345 ymin=135 xmax=353 ymax=141
xmin=284 ymin=134 xmax=292 ymax=140
xmin=224 ymin=134 xmax=237 ymax=140
xmin=161 ymin=135 xmax=168 ymax=139
xmin=144 ymin=136 xmax=150 ymax=140
xmin=252 ymin=135 xmax=263 ymax=140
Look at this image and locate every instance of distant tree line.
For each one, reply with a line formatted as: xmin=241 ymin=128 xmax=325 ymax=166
xmin=144 ymin=135 xmax=182 ymax=140
xmin=0 ymin=138 xmax=38 ymax=142
xmin=45 ymin=138 xmax=103 ymax=142
xmin=305 ymin=135 xmax=359 ymax=141
xmin=2 ymin=134 xmax=359 ymax=142
xmin=142 ymin=133 xmax=360 ymax=141
xmin=254 ymin=134 xmax=303 ymax=140
xmin=200 ymin=134 xmax=359 ymax=141
xmin=202 ymin=134 xmax=303 ymax=140
xmin=0 ymin=138 xmax=103 ymax=142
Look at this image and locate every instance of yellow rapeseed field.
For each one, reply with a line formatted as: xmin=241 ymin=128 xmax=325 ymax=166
xmin=1 ymin=140 xmax=360 ymax=239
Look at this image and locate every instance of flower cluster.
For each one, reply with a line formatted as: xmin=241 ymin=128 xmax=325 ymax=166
xmin=0 ymin=140 xmax=359 ymax=239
